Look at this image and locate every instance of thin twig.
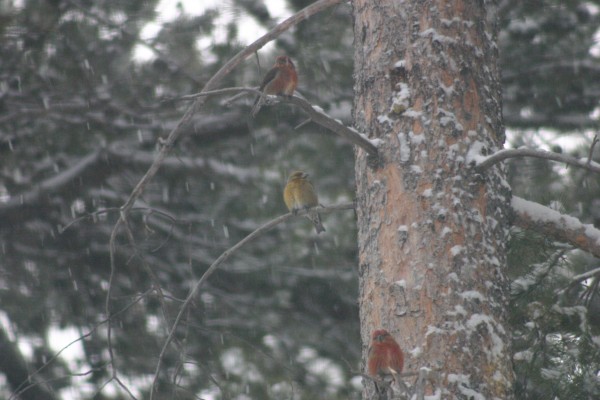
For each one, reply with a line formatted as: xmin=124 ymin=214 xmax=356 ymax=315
xmin=66 ymin=0 xmax=201 ymax=85
xmin=106 ymin=212 xmax=124 ymax=395
xmin=587 ymin=134 xmax=599 ymax=167
xmin=567 ymin=266 xmax=600 ymax=289
xmin=294 ymin=118 xmax=313 ymax=130
xmin=474 ymin=148 xmax=600 ymax=174
xmin=282 ymin=95 xmax=378 ymax=156
xmin=150 ymin=203 xmax=354 ymax=396
xmin=10 ymin=290 xmax=151 ymax=400
xmin=177 ymin=87 xmax=260 ymax=101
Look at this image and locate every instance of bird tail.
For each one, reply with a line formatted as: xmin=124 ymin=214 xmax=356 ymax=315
xmin=251 ymin=94 xmax=264 ymax=117
xmin=308 ymin=211 xmax=325 ymax=234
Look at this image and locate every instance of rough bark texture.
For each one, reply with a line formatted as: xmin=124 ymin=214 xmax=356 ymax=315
xmin=352 ymin=1 xmax=514 ymax=398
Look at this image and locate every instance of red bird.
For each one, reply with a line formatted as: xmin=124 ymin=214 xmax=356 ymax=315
xmin=367 ymin=329 xmax=404 ymax=391
xmin=251 ymin=55 xmax=298 ymax=117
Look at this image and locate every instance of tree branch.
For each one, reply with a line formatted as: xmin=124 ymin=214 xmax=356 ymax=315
xmin=0 ymin=327 xmax=57 ymax=400
xmin=179 ymin=87 xmax=379 ymax=156
xmin=569 ymin=266 xmax=600 ymax=288
xmin=103 ymin=2 xmax=345 ymax=397
xmin=116 ymin=0 xmax=344 ymax=218
xmin=283 ymin=95 xmax=379 ymax=156
xmin=0 ymin=150 xmax=109 ymax=228
xmin=587 ymin=134 xmax=599 ymax=167
xmin=473 ymin=147 xmax=600 ymax=174
xmin=511 ymin=196 xmax=600 ymax=258
xmin=108 ymin=0 xmax=345 ymax=296
xmin=8 ymin=291 xmax=150 ymax=400
xmin=150 ymin=203 xmax=355 ymax=397
xmin=503 ymin=112 xmax=597 ymax=130
xmin=0 ymin=149 xmax=103 ymax=211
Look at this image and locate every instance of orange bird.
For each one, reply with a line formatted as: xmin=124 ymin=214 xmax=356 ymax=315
xmin=251 ymin=55 xmax=298 ymax=117
xmin=367 ymin=329 xmax=404 ymax=392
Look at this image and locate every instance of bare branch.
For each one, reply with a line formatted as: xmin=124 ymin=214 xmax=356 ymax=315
xmin=9 ymin=291 xmax=150 ymax=400
xmin=177 ymin=87 xmax=260 ymax=101
xmin=512 ymin=196 xmax=600 ymax=258
xmin=474 ymin=148 xmax=600 ymax=174
xmin=571 ymin=266 xmax=600 ymax=285
xmin=178 ymin=87 xmax=379 ymax=156
xmin=99 ymin=2 xmax=345 ymax=397
xmin=150 ymin=203 xmax=355 ymax=397
xmin=587 ymin=134 xmax=599 ymax=167
xmin=67 ymin=0 xmax=201 ymax=85
xmin=0 ymin=149 xmax=103 ymax=212
xmin=283 ymin=95 xmax=379 ymax=156
xmin=1 ymin=327 xmax=57 ymax=400
xmin=113 ymin=0 xmax=344 ymax=230
xmin=503 ymin=111 xmax=598 ymax=130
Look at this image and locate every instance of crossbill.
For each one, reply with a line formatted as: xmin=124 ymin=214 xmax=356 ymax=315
xmin=283 ymin=171 xmax=325 ymax=234
xmin=367 ymin=329 xmax=404 ymax=392
xmin=251 ymin=55 xmax=298 ymax=117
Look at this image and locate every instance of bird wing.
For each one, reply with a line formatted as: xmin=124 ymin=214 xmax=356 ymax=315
xmin=259 ymin=67 xmax=279 ymax=91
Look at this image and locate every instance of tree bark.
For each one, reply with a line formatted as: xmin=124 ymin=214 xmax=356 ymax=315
xmin=352 ymin=1 xmax=514 ymax=398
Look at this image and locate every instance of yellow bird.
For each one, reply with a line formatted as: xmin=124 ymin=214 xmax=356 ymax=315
xmin=283 ymin=171 xmax=325 ymax=234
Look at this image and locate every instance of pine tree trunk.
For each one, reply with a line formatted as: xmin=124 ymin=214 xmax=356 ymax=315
xmin=352 ymin=1 xmax=514 ymax=398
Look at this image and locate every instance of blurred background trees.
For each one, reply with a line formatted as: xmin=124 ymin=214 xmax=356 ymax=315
xmin=0 ymin=0 xmax=599 ymax=398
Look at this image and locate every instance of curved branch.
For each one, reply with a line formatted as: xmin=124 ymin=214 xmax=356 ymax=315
xmin=117 ymin=0 xmax=343 ymax=218
xmin=177 ymin=87 xmax=259 ymax=101
xmin=0 ymin=149 xmax=103 ymax=210
xmin=104 ymin=3 xmax=345 ymax=397
xmin=475 ymin=148 xmax=600 ymax=174
xmin=512 ymin=196 xmax=600 ymax=258
xmin=284 ymin=95 xmax=379 ymax=156
xmin=150 ymin=202 xmax=355 ymax=396
xmin=180 ymin=87 xmax=379 ymax=156
xmin=503 ymin=111 xmax=598 ymax=130
xmin=8 ymin=290 xmax=150 ymax=400
xmin=1 ymin=327 xmax=56 ymax=400
xmin=0 ymin=149 xmax=108 ymax=227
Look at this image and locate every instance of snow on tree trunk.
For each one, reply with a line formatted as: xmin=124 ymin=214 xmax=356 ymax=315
xmin=352 ymin=1 xmax=515 ymax=398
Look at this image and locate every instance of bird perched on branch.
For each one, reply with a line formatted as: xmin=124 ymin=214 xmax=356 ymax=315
xmin=368 ymin=329 xmax=404 ymax=397
xmin=251 ymin=55 xmax=298 ymax=117
xmin=283 ymin=171 xmax=325 ymax=234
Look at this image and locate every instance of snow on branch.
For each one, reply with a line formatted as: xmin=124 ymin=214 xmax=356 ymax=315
xmin=181 ymin=87 xmax=379 ymax=156
xmin=283 ymin=95 xmax=379 ymax=156
xmin=512 ymin=196 xmax=600 ymax=258
xmin=472 ymin=147 xmax=600 ymax=174
xmin=0 ymin=149 xmax=103 ymax=217
xmin=503 ymin=113 xmax=599 ymax=130
xmin=570 ymin=266 xmax=600 ymax=286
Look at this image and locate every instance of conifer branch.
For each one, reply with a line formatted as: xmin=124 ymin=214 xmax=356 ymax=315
xmin=512 ymin=196 xmax=600 ymax=258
